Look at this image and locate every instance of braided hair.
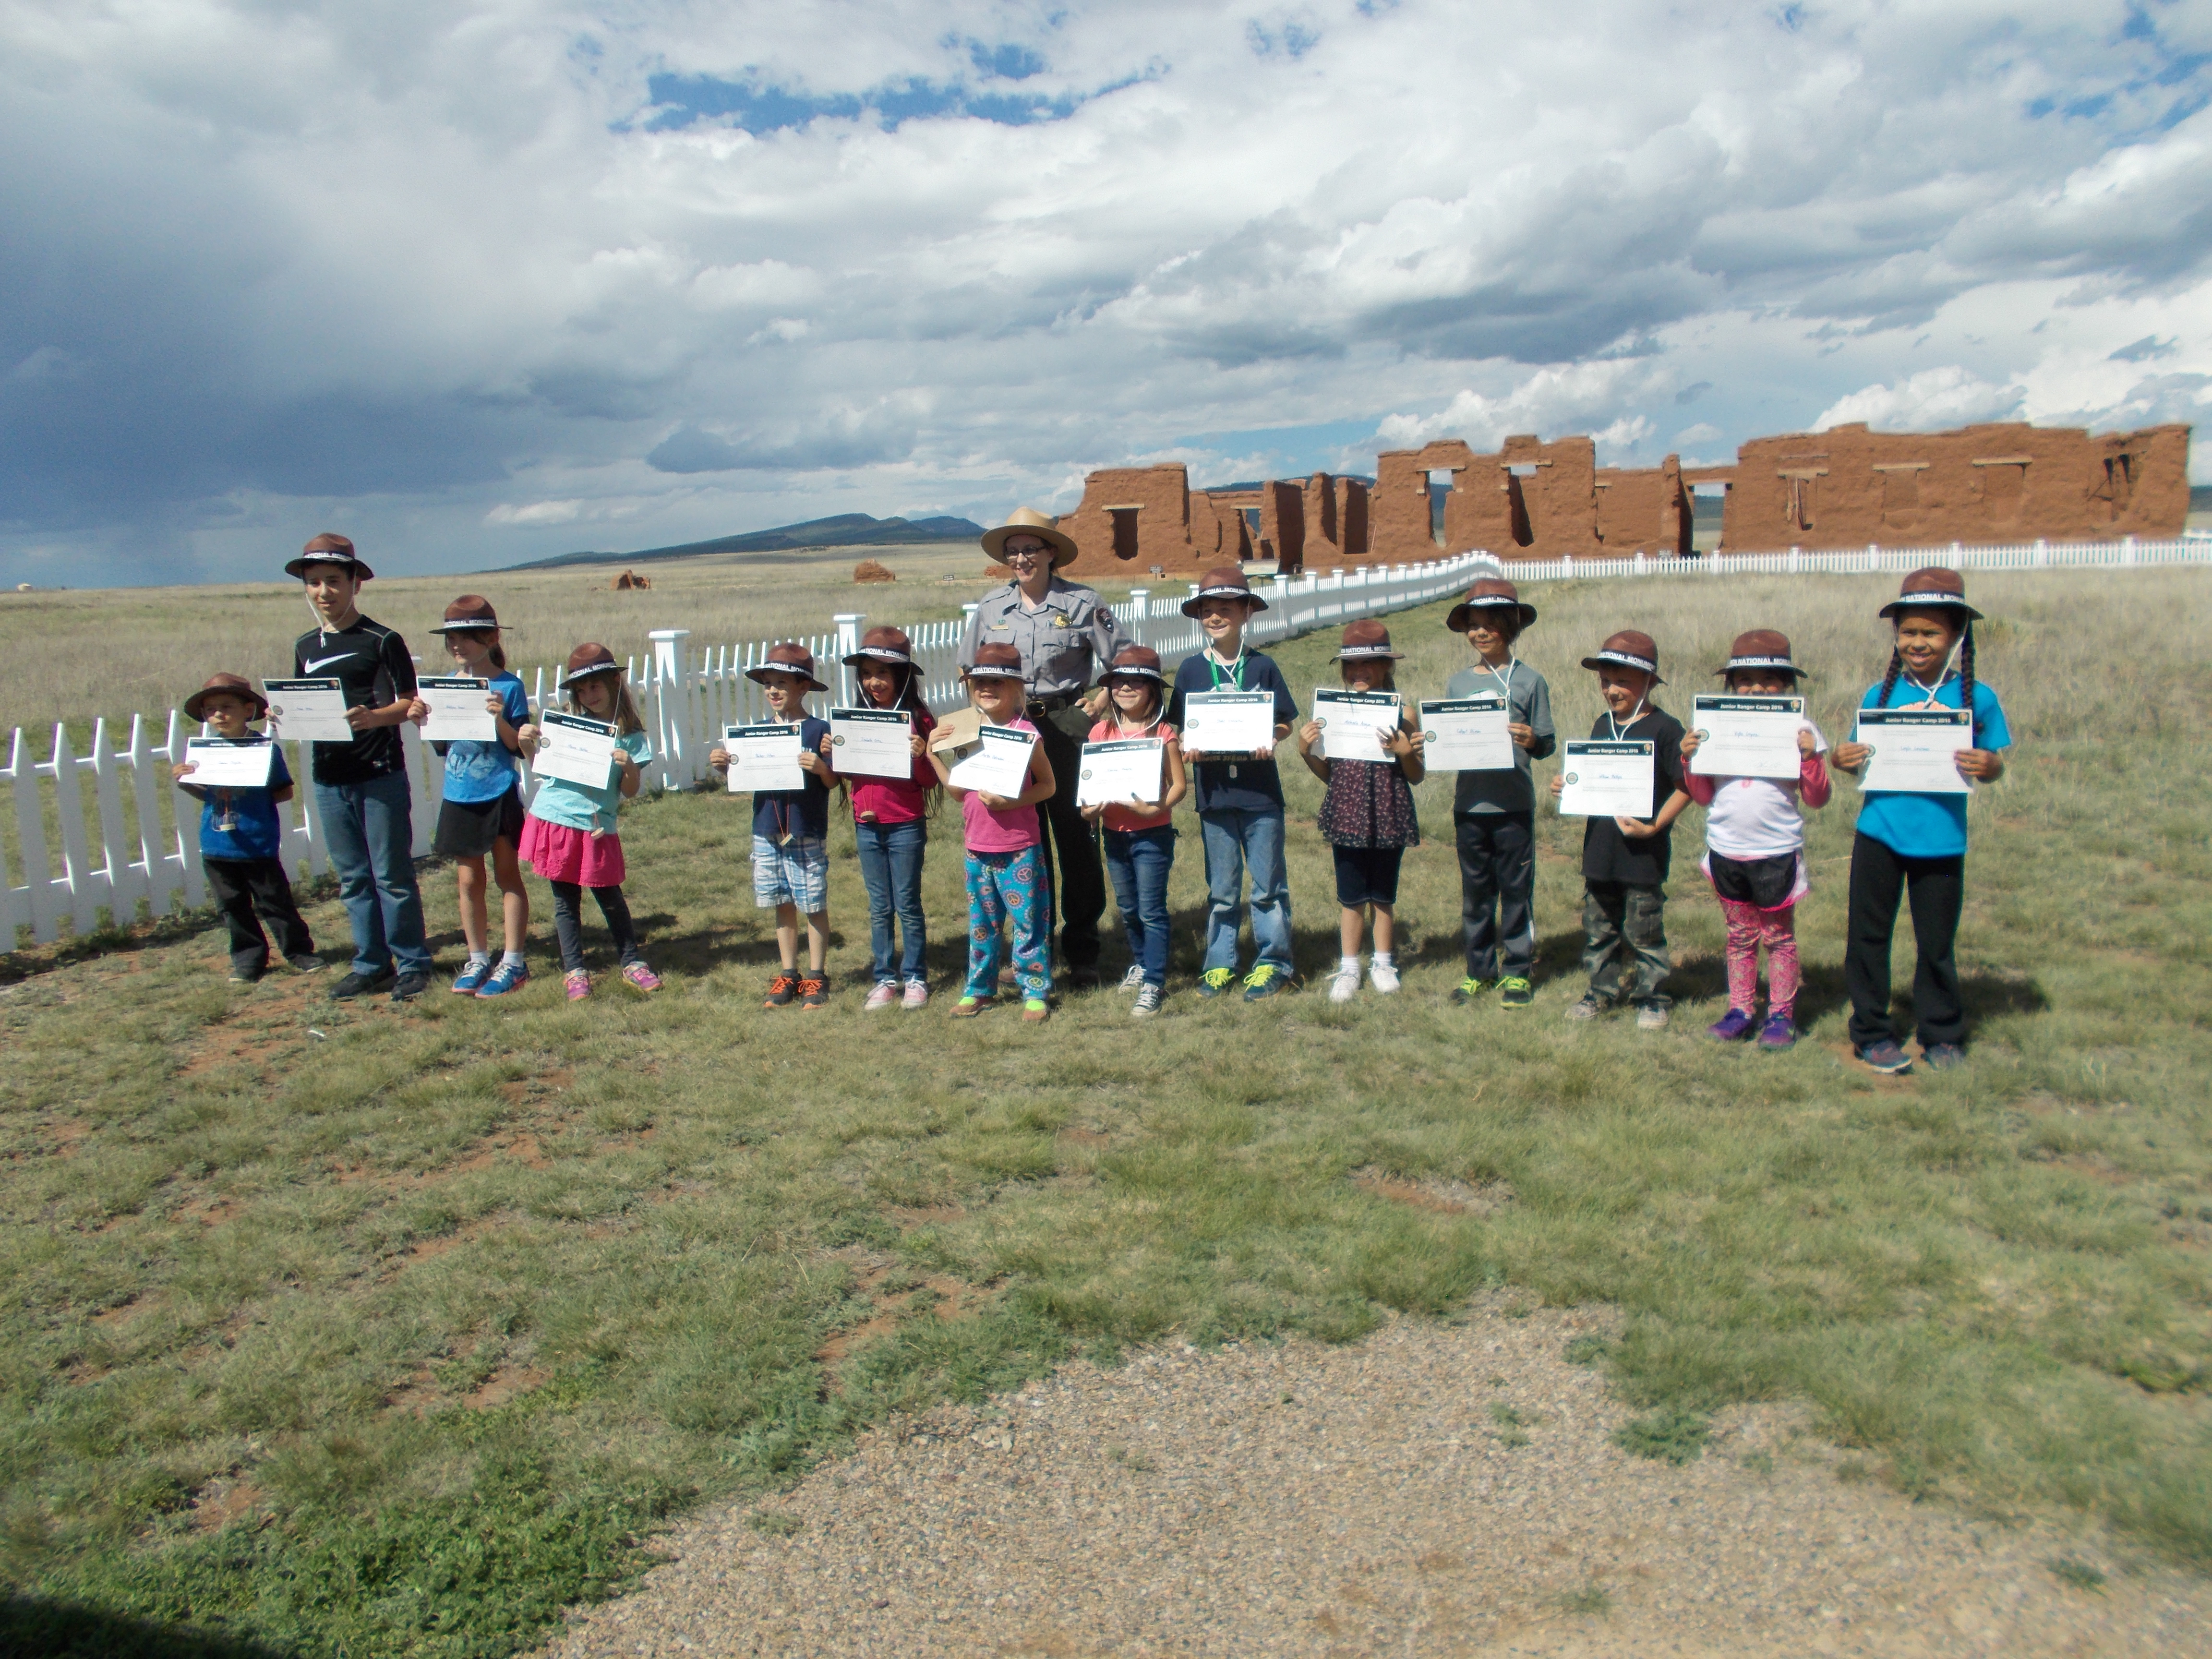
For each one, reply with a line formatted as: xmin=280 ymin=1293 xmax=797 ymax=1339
xmin=1877 ymin=609 xmax=1979 ymax=742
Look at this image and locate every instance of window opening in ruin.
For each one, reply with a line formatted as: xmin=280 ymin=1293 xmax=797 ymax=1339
xmin=1427 ymin=469 xmax=1458 ymax=548
xmin=1777 ymin=468 xmax=1825 ymax=532
xmin=1875 ymin=462 xmax=1925 ymax=519
xmin=1974 ymin=457 xmax=2028 ymax=524
xmin=2102 ymin=454 xmax=2138 ymax=518
xmin=1109 ymin=506 xmax=1141 ymax=561
xmin=1503 ymin=471 xmax=1535 ymax=548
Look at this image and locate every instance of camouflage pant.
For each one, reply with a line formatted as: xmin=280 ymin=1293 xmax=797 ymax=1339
xmin=1581 ymin=881 xmax=1671 ymax=1009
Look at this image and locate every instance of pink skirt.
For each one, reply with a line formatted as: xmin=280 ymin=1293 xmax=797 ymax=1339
xmin=520 ymin=813 xmax=626 ymax=887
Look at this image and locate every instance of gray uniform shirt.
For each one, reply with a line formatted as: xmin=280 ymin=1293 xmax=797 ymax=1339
xmin=1444 ymin=660 xmax=1555 ymax=815
xmin=961 ymin=577 xmax=1129 ymax=699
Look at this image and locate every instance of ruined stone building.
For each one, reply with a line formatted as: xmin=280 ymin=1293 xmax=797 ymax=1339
xmin=1049 ymin=421 xmax=2190 ymax=578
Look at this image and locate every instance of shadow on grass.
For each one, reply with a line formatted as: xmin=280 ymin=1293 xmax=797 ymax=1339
xmin=0 ymin=1597 xmax=284 ymax=1659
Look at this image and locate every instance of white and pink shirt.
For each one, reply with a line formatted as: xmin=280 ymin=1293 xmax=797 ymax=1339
xmin=1685 ymin=717 xmax=1832 ymax=859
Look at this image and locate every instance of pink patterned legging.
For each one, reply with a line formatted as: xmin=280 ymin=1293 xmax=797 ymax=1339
xmin=1719 ymin=898 xmax=1799 ymax=1017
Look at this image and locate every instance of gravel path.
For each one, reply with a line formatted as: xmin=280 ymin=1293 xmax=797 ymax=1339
xmin=538 ymin=1301 xmax=2210 ymax=1657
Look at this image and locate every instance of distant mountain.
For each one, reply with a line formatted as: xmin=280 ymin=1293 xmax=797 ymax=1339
xmin=507 ymin=513 xmax=986 ymax=571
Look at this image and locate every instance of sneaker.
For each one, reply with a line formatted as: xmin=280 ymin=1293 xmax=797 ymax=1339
xmin=1498 ymin=976 xmax=1534 ymax=1010
xmin=564 ymin=969 xmax=591 ymax=1002
xmin=1197 ymin=966 xmax=1237 ymax=999
xmin=1131 ymin=985 xmax=1164 ymax=1018
xmin=1022 ymin=997 xmax=1051 ymax=1022
xmin=1635 ymin=1002 xmax=1669 ymax=1031
xmin=1449 ymin=977 xmax=1493 ymax=1006
xmin=1368 ymin=959 xmax=1400 ymax=995
xmin=797 ymin=975 xmax=828 ymax=1009
xmin=328 ymin=969 xmax=395 ymax=1001
xmin=475 ymin=960 xmax=529 ymax=999
xmin=951 ymin=995 xmax=992 ymax=1018
xmin=390 ymin=973 xmax=431 ymax=1003
xmin=622 ymin=962 xmax=664 ymax=994
xmin=764 ymin=972 xmax=798 ymax=1008
xmin=228 ymin=966 xmax=261 ymax=985
xmin=865 ymin=982 xmax=900 ymax=1011
xmin=1855 ymin=1039 xmax=1913 ymax=1074
xmin=1923 ymin=1042 xmax=1966 ymax=1070
xmin=1118 ymin=965 xmax=1147 ymax=993
xmin=1707 ymin=1008 xmax=1755 ymax=1042
xmin=1756 ymin=1011 xmax=1797 ymax=1049
xmin=1241 ymin=963 xmax=1290 ymax=1002
xmin=1328 ymin=963 xmax=1360 ymax=1005
xmin=902 ymin=979 xmax=929 ymax=1010
xmin=287 ymin=954 xmax=324 ymax=974
xmin=450 ymin=961 xmax=492 ymax=996
xmin=1565 ymin=992 xmax=1610 ymax=1021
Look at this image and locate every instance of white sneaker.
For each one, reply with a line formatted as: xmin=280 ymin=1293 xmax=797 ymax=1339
xmin=1368 ymin=959 xmax=1401 ymax=994
xmin=1131 ymin=985 xmax=1164 ymax=1018
xmin=1118 ymin=964 xmax=1147 ymax=993
xmin=1328 ymin=962 xmax=1361 ymax=1005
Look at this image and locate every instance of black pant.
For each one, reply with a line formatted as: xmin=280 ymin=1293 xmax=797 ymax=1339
xmin=1030 ymin=708 xmax=1104 ymax=974
xmin=203 ymin=856 xmax=314 ymax=976
xmin=549 ymin=880 xmax=639 ymax=972
xmin=1846 ymin=831 xmax=1965 ymax=1050
xmin=1455 ymin=811 xmax=1536 ymax=980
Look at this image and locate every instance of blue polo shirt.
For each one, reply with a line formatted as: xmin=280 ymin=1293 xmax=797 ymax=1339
xmin=1854 ymin=675 xmax=2010 ymax=859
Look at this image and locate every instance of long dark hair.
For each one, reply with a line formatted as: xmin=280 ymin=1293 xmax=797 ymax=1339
xmin=1876 ymin=610 xmax=1978 ymax=741
xmin=857 ymin=658 xmax=940 ymax=815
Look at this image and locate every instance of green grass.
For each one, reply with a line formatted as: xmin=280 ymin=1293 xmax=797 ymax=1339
xmin=3 ymin=569 xmax=2210 ymax=1655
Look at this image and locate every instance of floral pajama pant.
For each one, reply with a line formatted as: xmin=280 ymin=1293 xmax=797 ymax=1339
xmin=964 ymin=846 xmax=1052 ymax=1000
xmin=1719 ymin=898 xmax=1800 ymax=1019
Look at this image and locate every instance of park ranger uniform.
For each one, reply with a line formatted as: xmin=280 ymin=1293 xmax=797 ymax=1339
xmin=960 ymin=577 xmax=1130 ymax=983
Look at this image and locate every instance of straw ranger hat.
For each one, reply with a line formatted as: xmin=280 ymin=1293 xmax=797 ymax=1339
xmin=1878 ymin=565 xmax=1984 ymax=622
xmin=981 ymin=507 xmax=1079 ymax=569
xmin=183 ymin=673 xmax=268 ymax=722
xmin=1580 ymin=630 xmax=1664 ymax=683
xmin=285 ymin=531 xmax=374 ymax=581
xmin=1180 ymin=565 xmax=1270 ymax=618
xmin=745 ymin=642 xmax=830 ymax=693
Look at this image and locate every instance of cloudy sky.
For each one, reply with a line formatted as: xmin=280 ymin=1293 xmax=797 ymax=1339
xmin=4 ymin=0 xmax=2208 ymax=587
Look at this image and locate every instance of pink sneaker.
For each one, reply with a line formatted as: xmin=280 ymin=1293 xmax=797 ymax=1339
xmin=864 ymin=982 xmax=900 ymax=1011
xmin=621 ymin=961 xmax=663 ymax=994
xmin=564 ymin=969 xmax=591 ymax=1001
xmin=902 ymin=980 xmax=929 ymax=1010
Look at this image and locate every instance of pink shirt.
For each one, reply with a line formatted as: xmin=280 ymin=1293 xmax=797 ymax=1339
xmin=1087 ymin=717 xmax=1178 ymax=833
xmin=850 ymin=706 xmax=937 ymax=825
xmin=959 ymin=716 xmax=1043 ymax=853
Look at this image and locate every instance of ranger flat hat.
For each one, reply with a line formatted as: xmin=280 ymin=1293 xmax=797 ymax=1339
xmin=841 ymin=625 xmax=915 ymax=667
xmin=1580 ymin=629 xmax=1664 ymax=683
xmin=1716 ymin=628 xmax=1804 ymax=678
xmin=1878 ymin=565 xmax=1984 ymax=622
xmin=981 ymin=507 xmax=1079 ymax=569
xmin=1180 ymin=565 xmax=1270 ymax=618
xmin=428 ymin=594 xmax=501 ymax=634
xmin=745 ymin=642 xmax=829 ymax=693
xmin=285 ymin=531 xmax=374 ymax=581
xmin=183 ymin=673 xmax=268 ymax=722
xmin=559 ymin=643 xmax=622 ymax=687
xmin=1100 ymin=643 xmax=1168 ymax=684
xmin=1445 ymin=577 xmax=1537 ymax=632
xmin=1335 ymin=619 xmax=1404 ymax=661
xmin=963 ymin=641 xmax=1029 ymax=683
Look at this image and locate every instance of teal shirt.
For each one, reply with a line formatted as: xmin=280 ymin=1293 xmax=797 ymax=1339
xmin=528 ymin=730 xmax=651 ymax=835
xmin=1853 ymin=676 xmax=2010 ymax=860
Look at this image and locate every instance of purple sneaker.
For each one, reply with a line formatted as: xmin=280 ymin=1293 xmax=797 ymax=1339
xmin=1707 ymin=1007 xmax=1755 ymax=1042
xmin=1756 ymin=1011 xmax=1796 ymax=1049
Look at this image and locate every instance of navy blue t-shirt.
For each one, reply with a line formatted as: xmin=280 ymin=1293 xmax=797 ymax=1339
xmin=751 ymin=715 xmax=833 ymax=841
xmin=197 ymin=743 xmax=292 ymax=863
xmin=1167 ymin=650 xmax=1298 ymax=814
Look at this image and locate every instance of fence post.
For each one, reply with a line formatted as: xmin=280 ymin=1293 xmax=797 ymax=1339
xmin=2123 ymin=534 xmax=2137 ymax=567
xmin=648 ymin=629 xmax=693 ymax=787
xmin=10 ymin=727 xmax=58 ymax=943
xmin=2034 ymin=538 xmax=2048 ymax=567
xmin=831 ymin=614 xmax=864 ymax=706
xmin=46 ymin=724 xmax=101 ymax=938
xmin=87 ymin=718 xmax=139 ymax=918
xmin=1124 ymin=589 xmax=1149 ymax=651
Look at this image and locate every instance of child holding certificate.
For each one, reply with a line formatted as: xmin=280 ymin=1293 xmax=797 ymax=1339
xmin=413 ymin=596 xmax=532 ymax=999
xmin=1678 ymin=631 xmax=1830 ymax=1050
xmin=517 ymin=644 xmax=661 ymax=1001
xmin=171 ymin=674 xmax=318 ymax=983
xmin=840 ymin=627 xmax=938 ymax=1011
xmin=929 ymin=643 xmax=1058 ymax=1021
xmin=1081 ymin=645 xmax=1189 ymax=1018
xmin=1441 ymin=577 xmax=1553 ymax=1010
xmin=1829 ymin=568 xmax=2011 ymax=1073
xmin=1550 ymin=630 xmax=1690 ymax=1029
xmin=1296 ymin=623 xmax=1425 ymax=1005
xmin=707 ymin=643 xmax=837 ymax=1010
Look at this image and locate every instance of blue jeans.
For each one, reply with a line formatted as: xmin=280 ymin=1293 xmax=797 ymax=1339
xmin=1103 ymin=825 xmax=1176 ymax=987
xmin=1199 ymin=808 xmax=1293 ymax=974
xmin=314 ymin=771 xmax=432 ymax=978
xmin=855 ymin=818 xmax=927 ymax=983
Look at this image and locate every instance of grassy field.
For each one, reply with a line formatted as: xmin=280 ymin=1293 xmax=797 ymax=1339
xmin=3 ymin=567 xmax=2209 ymax=1656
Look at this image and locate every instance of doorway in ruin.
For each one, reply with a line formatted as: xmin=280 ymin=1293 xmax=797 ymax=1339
xmin=1110 ymin=507 xmax=1141 ymax=561
xmin=1427 ymin=470 xmax=1457 ymax=548
xmin=1504 ymin=465 xmax=1536 ymax=548
xmin=1977 ymin=460 xmax=2025 ymax=525
xmin=2099 ymin=453 xmax=2139 ymax=520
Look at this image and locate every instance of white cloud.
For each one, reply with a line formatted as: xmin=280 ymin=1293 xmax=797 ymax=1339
xmin=484 ymin=499 xmax=586 ymax=527
xmin=1815 ymin=365 xmax=2024 ymax=431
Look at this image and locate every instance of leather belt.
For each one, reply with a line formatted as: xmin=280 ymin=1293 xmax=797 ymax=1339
xmin=1026 ymin=692 xmax=1081 ymax=714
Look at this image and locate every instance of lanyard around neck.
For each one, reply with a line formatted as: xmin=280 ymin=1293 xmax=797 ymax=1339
xmin=1606 ymin=697 xmax=1646 ymax=742
xmin=1483 ymin=656 xmax=1518 ymax=700
xmin=1206 ymin=648 xmax=1246 ymax=690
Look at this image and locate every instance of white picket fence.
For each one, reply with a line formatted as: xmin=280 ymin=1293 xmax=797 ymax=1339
xmin=3 ymin=534 xmax=2206 ymax=947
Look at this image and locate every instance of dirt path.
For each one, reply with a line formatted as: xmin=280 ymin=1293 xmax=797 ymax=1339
xmin=537 ymin=1302 xmax=2210 ymax=1657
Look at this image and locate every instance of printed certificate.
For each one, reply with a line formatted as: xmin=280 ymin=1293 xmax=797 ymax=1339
xmin=1854 ymin=707 xmax=1973 ymax=794
xmin=1178 ymin=690 xmax=1276 ymax=754
xmin=1690 ymin=694 xmax=1804 ymax=780
xmin=262 ymin=678 xmax=352 ymax=743
xmin=1419 ymin=695 xmax=1514 ymax=771
xmin=1311 ymin=689 xmax=1402 ymax=763
xmin=418 ymin=676 xmax=497 ymax=744
xmin=182 ymin=735 xmax=275 ymax=788
xmin=946 ymin=723 xmax=1037 ymax=797
xmin=533 ymin=711 xmax=620 ymax=789
xmin=722 ymin=722 xmax=805 ymax=794
xmin=1077 ymin=738 xmax=1166 ymax=807
xmin=1558 ymin=739 xmax=1656 ymax=817
xmin=828 ymin=707 xmax=913 ymax=781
